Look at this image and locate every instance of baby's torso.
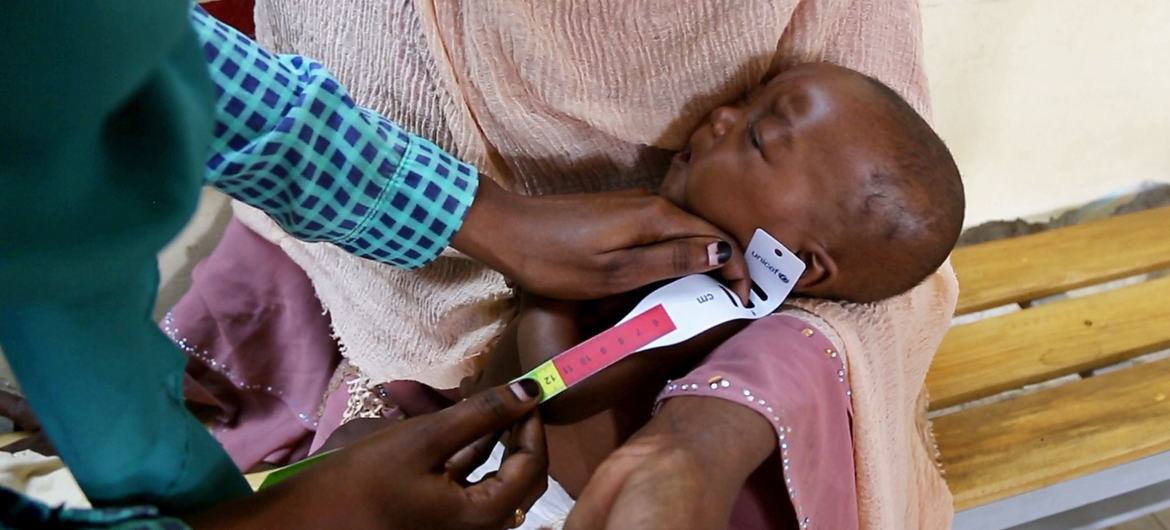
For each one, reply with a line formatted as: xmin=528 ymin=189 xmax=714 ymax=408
xmin=545 ymin=397 xmax=653 ymax=497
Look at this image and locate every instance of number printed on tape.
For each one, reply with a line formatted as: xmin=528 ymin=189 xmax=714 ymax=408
xmin=521 ymin=304 xmax=676 ymax=402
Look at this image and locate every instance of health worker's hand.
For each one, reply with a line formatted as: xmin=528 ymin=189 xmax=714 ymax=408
xmin=452 ymin=179 xmax=750 ymax=301
xmin=186 ymin=381 xmax=548 ymax=530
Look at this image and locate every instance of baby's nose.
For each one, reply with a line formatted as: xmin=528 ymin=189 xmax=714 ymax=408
xmin=710 ymin=106 xmax=740 ymax=137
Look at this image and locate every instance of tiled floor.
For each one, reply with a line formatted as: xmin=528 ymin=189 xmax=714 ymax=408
xmin=1111 ymin=509 xmax=1170 ymax=530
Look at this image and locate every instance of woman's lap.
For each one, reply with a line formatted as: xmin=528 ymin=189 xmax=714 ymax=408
xmin=164 ymin=218 xmax=343 ymax=470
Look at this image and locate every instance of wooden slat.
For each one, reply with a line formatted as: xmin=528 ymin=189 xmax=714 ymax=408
xmin=936 ymin=356 xmax=1170 ymax=510
xmin=928 ymin=274 xmax=1170 ymax=410
xmin=953 ymin=206 xmax=1170 ymax=315
xmin=1111 ymin=516 xmax=1169 ymax=530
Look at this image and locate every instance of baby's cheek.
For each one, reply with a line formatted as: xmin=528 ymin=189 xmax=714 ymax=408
xmin=693 ymin=196 xmax=757 ymax=248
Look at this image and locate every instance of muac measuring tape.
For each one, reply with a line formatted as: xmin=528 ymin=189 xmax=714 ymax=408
xmin=518 ymin=228 xmax=806 ymax=402
xmin=255 ymin=229 xmax=804 ymax=489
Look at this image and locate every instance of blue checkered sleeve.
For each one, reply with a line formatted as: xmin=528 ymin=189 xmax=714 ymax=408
xmin=192 ymin=6 xmax=478 ymax=269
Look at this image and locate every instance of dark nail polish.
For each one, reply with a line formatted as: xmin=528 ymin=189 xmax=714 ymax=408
xmin=716 ymin=241 xmax=733 ymax=264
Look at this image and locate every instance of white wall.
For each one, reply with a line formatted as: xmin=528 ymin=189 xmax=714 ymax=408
xmin=921 ymin=0 xmax=1170 ymax=226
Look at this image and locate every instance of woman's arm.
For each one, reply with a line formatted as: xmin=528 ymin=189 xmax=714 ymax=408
xmin=568 ymin=315 xmax=858 ymax=530
xmin=566 ymin=396 xmax=774 ymax=530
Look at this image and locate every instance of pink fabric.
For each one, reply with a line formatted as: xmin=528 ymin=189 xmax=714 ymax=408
xmin=305 ymin=379 xmax=354 ymax=455
xmin=659 ymin=315 xmax=858 ymax=530
xmin=305 ymin=380 xmax=447 ymax=454
xmin=164 ymin=219 xmax=341 ymax=471
xmin=165 ymin=220 xmax=488 ymax=468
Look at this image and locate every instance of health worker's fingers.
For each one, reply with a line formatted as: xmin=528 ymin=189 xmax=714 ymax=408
xmin=420 ymin=380 xmax=541 ymax=465
xmin=601 ymin=236 xmax=737 ymax=294
xmin=461 ymin=411 xmax=548 ymax=523
xmin=446 ymin=432 xmax=503 ymax=482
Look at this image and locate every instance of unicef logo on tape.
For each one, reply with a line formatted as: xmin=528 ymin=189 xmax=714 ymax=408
xmin=749 ymin=250 xmax=791 ymax=284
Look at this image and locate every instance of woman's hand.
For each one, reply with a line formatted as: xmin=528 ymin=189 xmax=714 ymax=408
xmin=565 ymin=396 xmax=775 ymax=530
xmin=452 ymin=179 xmax=749 ymax=300
xmin=186 ymin=381 xmax=548 ymax=530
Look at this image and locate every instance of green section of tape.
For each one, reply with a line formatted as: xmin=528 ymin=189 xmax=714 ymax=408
xmin=257 ymin=449 xmax=339 ymax=490
xmin=516 ymin=361 xmax=567 ymax=403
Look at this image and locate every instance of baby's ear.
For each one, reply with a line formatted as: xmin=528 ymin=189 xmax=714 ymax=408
xmin=794 ymin=247 xmax=838 ymax=296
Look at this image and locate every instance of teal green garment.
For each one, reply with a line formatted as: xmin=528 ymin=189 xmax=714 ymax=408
xmin=0 ymin=0 xmax=250 ymax=512
xmin=0 ymin=1 xmax=486 ymax=513
xmin=1 ymin=485 xmax=190 ymax=529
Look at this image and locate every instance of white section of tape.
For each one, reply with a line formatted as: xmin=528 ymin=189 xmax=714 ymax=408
xmin=618 ymin=228 xmax=806 ymax=352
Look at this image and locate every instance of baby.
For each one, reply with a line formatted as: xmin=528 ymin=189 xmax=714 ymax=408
xmin=660 ymin=62 xmax=963 ymax=304
xmin=463 ymin=62 xmax=964 ymax=528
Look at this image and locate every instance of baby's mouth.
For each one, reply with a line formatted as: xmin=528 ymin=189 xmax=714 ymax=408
xmin=673 ymin=148 xmax=692 ymax=165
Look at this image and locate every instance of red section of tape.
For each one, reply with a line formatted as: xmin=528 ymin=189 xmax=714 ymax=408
xmin=551 ymin=304 xmax=676 ymax=386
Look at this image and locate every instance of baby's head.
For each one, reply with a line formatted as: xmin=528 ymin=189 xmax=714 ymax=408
xmin=660 ymin=63 xmax=964 ymax=303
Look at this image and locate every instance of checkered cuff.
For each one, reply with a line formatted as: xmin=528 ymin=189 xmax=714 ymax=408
xmin=335 ymin=118 xmax=478 ymax=267
xmin=194 ymin=6 xmax=478 ymax=269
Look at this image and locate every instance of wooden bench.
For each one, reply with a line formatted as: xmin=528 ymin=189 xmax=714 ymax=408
xmin=928 ymin=205 xmax=1170 ymax=529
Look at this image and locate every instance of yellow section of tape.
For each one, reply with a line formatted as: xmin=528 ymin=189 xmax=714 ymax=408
xmin=523 ymin=361 xmax=567 ymax=402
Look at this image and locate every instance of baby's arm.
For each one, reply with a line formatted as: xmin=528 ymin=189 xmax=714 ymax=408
xmin=461 ymin=294 xmax=581 ymax=411
xmin=466 ymin=294 xmax=611 ymax=423
xmin=468 ymin=290 xmax=749 ymax=424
